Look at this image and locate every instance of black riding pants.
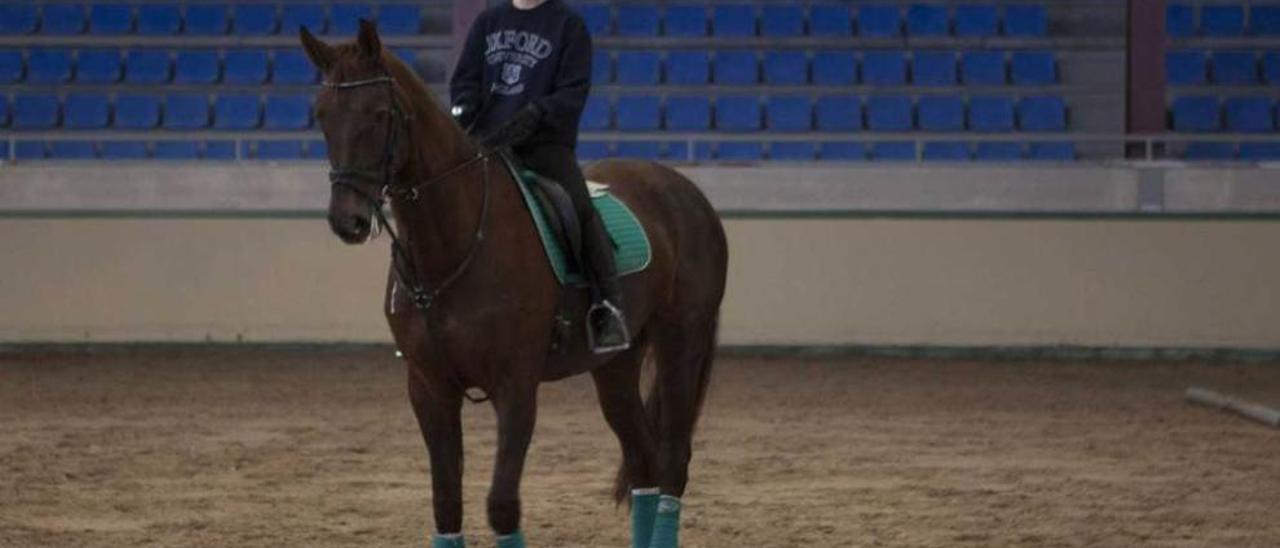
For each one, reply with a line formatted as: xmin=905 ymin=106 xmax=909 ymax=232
xmin=513 ymin=143 xmax=594 ymax=229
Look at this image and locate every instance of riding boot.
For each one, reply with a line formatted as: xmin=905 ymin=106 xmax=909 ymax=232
xmin=583 ymin=210 xmax=630 ymax=353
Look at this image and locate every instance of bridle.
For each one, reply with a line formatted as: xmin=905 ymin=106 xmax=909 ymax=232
xmin=321 ymin=73 xmax=493 ymax=312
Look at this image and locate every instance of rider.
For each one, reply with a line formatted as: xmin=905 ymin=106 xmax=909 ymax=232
xmin=450 ymin=0 xmax=628 ymax=353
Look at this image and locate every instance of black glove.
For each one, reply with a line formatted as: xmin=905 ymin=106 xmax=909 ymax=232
xmin=479 ymin=102 xmax=544 ymax=150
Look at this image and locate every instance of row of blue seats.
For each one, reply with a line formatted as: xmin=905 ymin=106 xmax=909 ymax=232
xmin=577 ymin=3 xmax=1048 ymax=38
xmin=2 ymin=93 xmax=312 ymax=130
xmin=1170 ymin=96 xmax=1280 ymax=133
xmin=1167 ymin=50 xmax=1280 ymax=86
xmin=0 ymin=48 xmax=414 ymax=86
xmin=0 ymin=3 xmax=421 ymax=36
xmin=595 ymin=49 xmax=1057 ymax=87
xmin=1167 ymin=4 xmax=1280 ymax=37
xmin=1183 ymin=141 xmax=1280 ymax=160
xmin=575 ymin=140 xmax=1075 ymax=161
xmin=580 ymin=94 xmax=1068 ymax=133
xmin=2 ymin=139 xmax=327 ymax=160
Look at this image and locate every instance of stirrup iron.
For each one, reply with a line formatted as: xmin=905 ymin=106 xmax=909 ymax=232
xmin=587 ymin=299 xmax=631 ymax=354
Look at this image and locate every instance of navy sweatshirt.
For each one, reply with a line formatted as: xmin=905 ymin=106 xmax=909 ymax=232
xmin=449 ymin=0 xmax=592 ymax=148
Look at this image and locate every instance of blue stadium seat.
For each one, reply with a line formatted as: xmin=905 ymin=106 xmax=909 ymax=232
xmin=14 ymin=141 xmax=45 ymax=159
xmin=125 ymin=50 xmax=170 ymax=84
xmin=923 ymin=142 xmax=970 ymax=161
xmin=90 ymin=4 xmax=133 ymax=34
xmin=955 ymin=4 xmax=998 ymax=37
xmin=913 ymin=51 xmax=957 ymax=86
xmin=49 ymin=141 xmax=97 ymax=159
xmin=264 ymin=94 xmax=312 ymax=129
xmin=713 ymin=5 xmax=755 ymax=36
xmin=1211 ymin=51 xmax=1257 ymax=84
xmin=154 ymin=141 xmax=200 ymax=159
xmin=871 ymin=142 xmax=916 ymax=161
xmin=273 ymin=50 xmax=317 ymax=84
xmin=206 ymin=140 xmax=239 ymax=160
xmin=281 ymin=4 xmax=326 ymax=34
xmin=1224 ymin=97 xmax=1274 ymax=132
xmin=591 ymin=51 xmax=611 ymax=84
xmin=717 ymin=141 xmax=763 ymax=161
xmin=664 ymin=5 xmax=706 ymax=36
xmin=214 ymin=94 xmax=261 ymax=130
xmin=0 ymin=49 xmax=20 ymax=82
xmin=306 ymin=140 xmax=327 ymax=159
xmin=667 ymin=51 xmax=708 ymax=85
xmin=0 ymin=95 xmax=8 ymax=126
xmin=809 ymin=5 xmax=852 ymax=36
xmin=974 ymin=142 xmax=1023 ymax=160
xmin=665 ymin=141 xmax=714 ymax=162
xmin=1029 ymin=142 xmax=1074 ymax=160
xmin=762 ymin=5 xmax=803 ymax=36
xmin=859 ymin=5 xmax=902 ymax=37
xmin=101 ymin=141 xmax=150 ymax=159
xmin=579 ymin=96 xmax=610 ymax=130
xmin=77 ymin=49 xmax=121 ymax=83
xmin=1166 ymin=50 xmax=1207 ymax=85
xmin=961 ymin=51 xmax=1005 ymax=85
xmin=863 ymin=51 xmax=907 ymax=86
xmin=616 ymin=95 xmax=661 ymax=131
xmin=1239 ymin=142 xmax=1280 ymax=160
xmin=1003 ymin=4 xmax=1047 ymax=37
xmin=1253 ymin=6 xmax=1280 ymax=35
xmin=233 ymin=4 xmax=277 ymax=35
xmin=115 ymin=94 xmax=161 ymax=129
xmin=616 ymin=141 xmax=662 ymax=160
xmin=28 ymin=49 xmax=73 ymax=83
xmin=43 ymin=4 xmax=87 ymax=34
xmin=815 ymin=95 xmax=862 ymax=131
xmin=137 ymin=4 xmax=180 ymax=34
xmin=185 ymin=4 xmax=228 ymax=35
xmin=968 ymin=96 xmax=1015 ymax=132
xmin=917 ymin=96 xmax=964 ymax=131
xmin=617 ymin=5 xmax=659 ymax=36
xmin=818 ymin=142 xmax=867 ymax=161
xmin=576 ymin=141 xmax=611 ymax=161
xmin=174 ymin=51 xmax=221 ymax=84
xmin=1166 ymin=4 xmax=1194 ymax=38
xmin=615 ymin=51 xmax=660 ymax=85
xmin=378 ymin=4 xmax=421 ymax=35
xmin=770 ymin=142 xmax=816 ymax=161
xmin=0 ymin=5 xmax=37 ymax=34
xmin=1171 ymin=96 xmax=1220 ymax=132
xmin=714 ymin=51 xmax=758 ymax=85
xmin=576 ymin=4 xmax=610 ymax=36
xmin=225 ymin=50 xmax=269 ymax=84
xmin=255 ymin=140 xmax=306 ymax=159
xmin=164 ymin=94 xmax=210 ymax=129
xmin=1265 ymin=52 xmax=1280 ymax=84
xmin=866 ymin=95 xmax=912 ymax=131
xmin=64 ymin=93 xmax=109 ymax=129
xmin=715 ymin=96 xmax=760 ymax=131
xmin=766 ymin=95 xmax=811 ymax=132
xmin=1201 ymin=5 xmax=1243 ymax=36
xmin=1010 ymin=51 xmax=1056 ymax=85
xmin=907 ymin=4 xmax=949 ymax=36
xmin=1185 ymin=142 xmax=1235 ymax=160
xmin=764 ymin=51 xmax=807 ymax=85
xmin=1018 ymin=95 xmax=1066 ymax=131
xmin=666 ymin=96 xmax=710 ymax=130
xmin=329 ymin=4 xmax=371 ymax=35
xmin=13 ymin=94 xmax=59 ymax=129
xmin=812 ymin=51 xmax=857 ymax=85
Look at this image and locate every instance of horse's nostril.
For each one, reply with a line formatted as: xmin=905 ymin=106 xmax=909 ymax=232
xmin=351 ymin=216 xmax=370 ymax=234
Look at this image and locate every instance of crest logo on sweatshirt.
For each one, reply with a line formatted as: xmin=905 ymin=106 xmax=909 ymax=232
xmin=485 ymin=29 xmax=553 ymax=96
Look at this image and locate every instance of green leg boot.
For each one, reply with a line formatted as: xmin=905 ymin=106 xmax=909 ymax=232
xmin=648 ymin=495 xmax=681 ymax=548
xmin=495 ymin=530 xmax=526 ymax=548
xmin=431 ymin=533 xmax=465 ymax=548
xmin=630 ymin=488 xmax=660 ymax=548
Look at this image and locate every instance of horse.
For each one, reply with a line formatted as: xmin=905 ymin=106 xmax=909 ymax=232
xmin=300 ymin=21 xmax=727 ymax=548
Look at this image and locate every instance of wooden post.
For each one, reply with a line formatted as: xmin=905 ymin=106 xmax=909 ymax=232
xmin=451 ymin=0 xmax=488 ymax=72
xmin=1128 ymin=0 xmax=1168 ymax=158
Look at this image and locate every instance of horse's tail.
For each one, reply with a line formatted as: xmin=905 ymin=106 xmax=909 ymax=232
xmin=612 ymin=314 xmax=719 ymax=504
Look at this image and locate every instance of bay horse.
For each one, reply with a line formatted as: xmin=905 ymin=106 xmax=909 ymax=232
xmin=300 ymin=21 xmax=727 ymax=548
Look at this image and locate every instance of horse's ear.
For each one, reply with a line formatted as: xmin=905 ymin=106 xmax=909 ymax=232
xmin=357 ymin=19 xmax=382 ymax=59
xmin=299 ymin=26 xmax=335 ymax=71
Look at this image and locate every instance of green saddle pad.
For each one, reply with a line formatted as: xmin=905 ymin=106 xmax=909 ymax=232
xmin=514 ymin=170 xmax=651 ymax=285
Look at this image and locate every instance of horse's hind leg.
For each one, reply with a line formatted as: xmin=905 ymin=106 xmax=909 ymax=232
xmin=591 ymin=332 xmax=659 ymax=548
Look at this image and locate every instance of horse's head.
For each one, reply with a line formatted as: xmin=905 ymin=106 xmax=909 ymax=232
xmin=301 ymin=20 xmax=415 ymax=244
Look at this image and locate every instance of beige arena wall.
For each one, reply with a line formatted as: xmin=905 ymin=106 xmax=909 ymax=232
xmin=1 ymin=215 xmax=1278 ymax=349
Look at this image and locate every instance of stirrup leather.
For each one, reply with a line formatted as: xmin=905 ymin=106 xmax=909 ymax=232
xmin=587 ymin=299 xmax=631 ymax=354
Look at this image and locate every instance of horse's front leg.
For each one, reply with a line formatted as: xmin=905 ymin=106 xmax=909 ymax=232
xmin=487 ymin=377 xmax=539 ymax=548
xmin=407 ymin=368 xmax=466 ymax=548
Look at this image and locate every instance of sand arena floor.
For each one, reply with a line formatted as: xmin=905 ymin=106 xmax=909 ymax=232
xmin=1 ymin=348 xmax=1278 ymax=547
